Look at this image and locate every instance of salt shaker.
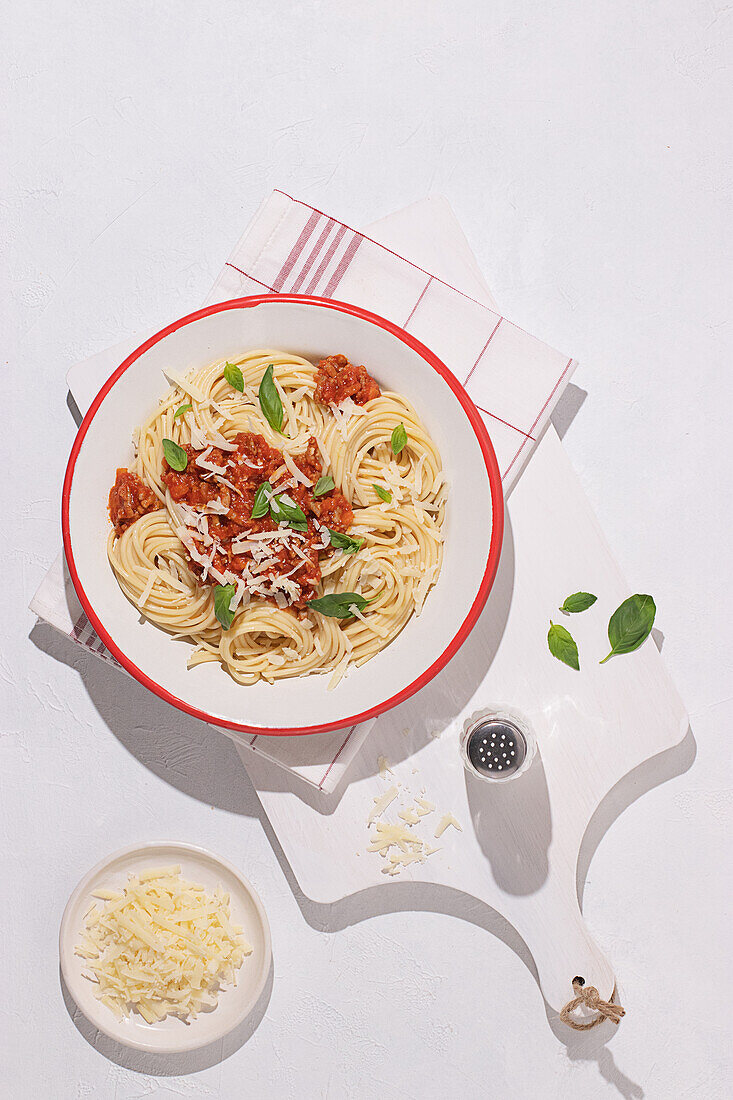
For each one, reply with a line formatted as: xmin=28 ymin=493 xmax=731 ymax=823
xmin=460 ymin=706 xmax=537 ymax=782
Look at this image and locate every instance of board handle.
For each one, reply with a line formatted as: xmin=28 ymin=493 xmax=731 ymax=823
xmin=508 ymin=876 xmax=617 ymax=1019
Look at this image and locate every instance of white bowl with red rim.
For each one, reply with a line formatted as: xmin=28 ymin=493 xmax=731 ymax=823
xmin=62 ymin=295 xmax=504 ymax=737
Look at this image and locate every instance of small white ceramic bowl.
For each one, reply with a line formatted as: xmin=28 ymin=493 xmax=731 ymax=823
xmin=59 ymin=841 xmax=272 ymax=1054
xmin=63 ymin=295 xmax=504 ymax=736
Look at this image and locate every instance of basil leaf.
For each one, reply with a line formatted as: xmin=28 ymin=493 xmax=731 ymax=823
xmin=600 ymin=594 xmax=656 ymax=663
xmin=258 ymin=364 xmax=284 ymax=433
xmin=214 ymin=583 xmax=237 ymax=630
xmin=391 ymin=423 xmax=407 ymax=455
xmin=162 ymin=438 xmax=188 ymax=472
xmin=547 ymin=621 xmax=580 ymax=670
xmin=307 ymin=592 xmax=371 ymax=619
xmin=270 ymin=492 xmax=307 ymax=531
xmin=251 ymin=481 xmax=272 ymax=519
xmin=560 ymin=591 xmax=597 ymax=614
xmin=328 ymin=529 xmax=364 ymax=554
xmin=313 ymin=475 xmax=335 ymax=498
xmin=223 ymin=362 xmax=244 ymax=392
xmin=372 ymin=483 xmax=392 ymax=503
xmin=173 ymin=403 xmax=192 ymax=419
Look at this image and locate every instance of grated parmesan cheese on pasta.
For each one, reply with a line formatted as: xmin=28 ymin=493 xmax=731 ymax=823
xmin=205 ymin=397 xmax=231 ymax=419
xmin=195 ymin=448 xmax=229 ymax=476
xmin=327 ymin=652 xmax=351 ymax=691
xmin=329 ymin=397 xmax=369 ymax=440
xmin=412 ymin=453 xmax=426 ymax=495
xmin=313 ymin=432 xmax=331 ymax=470
xmin=413 ymin=563 xmax=439 ymax=616
xmin=213 ymin=474 xmax=243 ymax=497
xmin=348 ymin=602 xmax=389 ymax=638
xmin=136 ymin=571 xmax=156 ymax=610
xmin=282 ymin=450 xmax=312 ymax=486
xmin=209 ymin=430 xmax=237 ymax=452
xmin=162 ymin=369 xmax=207 ymax=404
xmin=189 ymin=423 xmax=208 ymax=450
xmin=75 ymin=866 xmax=252 ymax=1025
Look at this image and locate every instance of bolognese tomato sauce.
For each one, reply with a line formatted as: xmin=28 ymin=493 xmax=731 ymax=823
xmin=156 ymin=431 xmax=353 ymax=608
xmin=108 ymin=469 xmax=159 ymax=536
xmin=314 ymin=353 xmax=381 ymax=406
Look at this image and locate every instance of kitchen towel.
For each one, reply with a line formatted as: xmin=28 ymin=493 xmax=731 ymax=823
xmin=30 ymin=190 xmax=575 ymax=791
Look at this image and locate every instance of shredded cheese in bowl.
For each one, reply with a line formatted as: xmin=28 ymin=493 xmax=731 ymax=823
xmin=75 ymin=864 xmax=252 ymax=1024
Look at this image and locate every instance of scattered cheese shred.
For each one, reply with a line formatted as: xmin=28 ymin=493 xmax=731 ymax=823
xmin=367 ymin=820 xmax=423 ymax=854
xmin=364 ymin=776 xmax=461 ymax=877
xmin=75 ymin=867 xmax=252 ymax=1024
xmin=367 ymin=821 xmax=428 ymax=876
xmin=367 ymin=785 xmax=399 ymax=824
xmin=434 ymin=813 xmax=463 ymax=838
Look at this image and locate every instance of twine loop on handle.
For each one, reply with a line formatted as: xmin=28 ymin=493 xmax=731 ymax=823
xmin=559 ymin=976 xmax=626 ymax=1031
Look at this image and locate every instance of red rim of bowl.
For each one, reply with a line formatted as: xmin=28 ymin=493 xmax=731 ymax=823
xmin=62 ymin=295 xmax=505 ymax=737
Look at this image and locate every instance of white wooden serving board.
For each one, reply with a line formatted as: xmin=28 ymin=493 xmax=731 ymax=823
xmin=240 ymin=203 xmax=689 ymax=1017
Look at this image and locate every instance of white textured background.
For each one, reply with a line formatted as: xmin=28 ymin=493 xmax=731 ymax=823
xmin=2 ymin=2 xmax=731 ymax=1097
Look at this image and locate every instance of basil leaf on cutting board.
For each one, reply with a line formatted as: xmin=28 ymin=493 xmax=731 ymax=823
xmin=307 ymin=592 xmax=372 ymax=619
xmin=547 ymin=621 xmax=580 ymax=670
xmin=372 ymin=484 xmax=392 ymax=502
xmin=251 ymin=481 xmax=272 ymax=519
xmin=162 ymin=438 xmax=188 ymax=471
xmin=214 ymin=583 xmax=237 ymax=629
xmin=560 ymin=591 xmax=597 ymax=614
xmin=599 ymin=594 xmax=656 ymax=663
xmin=313 ymin=475 xmax=335 ymax=498
xmin=258 ymin=364 xmax=284 ymax=433
xmin=328 ymin=529 xmax=364 ymax=554
xmin=223 ymin=362 xmax=244 ymax=392
xmin=173 ymin=403 xmax=192 ymax=419
xmin=391 ymin=423 xmax=407 ymax=455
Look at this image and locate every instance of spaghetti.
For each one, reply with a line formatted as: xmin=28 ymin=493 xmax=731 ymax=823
xmin=107 ymin=350 xmax=446 ymax=687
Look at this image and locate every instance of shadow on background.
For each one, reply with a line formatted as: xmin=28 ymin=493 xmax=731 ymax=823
xmin=67 ymin=389 xmax=83 ymax=427
xmin=60 ymin=958 xmax=273 ymax=1076
xmin=30 ymin=621 xmax=264 ymax=818
xmin=551 ymin=383 xmax=587 ymax=439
